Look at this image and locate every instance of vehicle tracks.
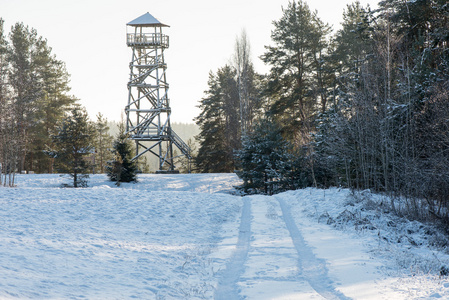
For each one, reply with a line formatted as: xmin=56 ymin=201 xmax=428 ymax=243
xmin=215 ymin=195 xmax=350 ymax=299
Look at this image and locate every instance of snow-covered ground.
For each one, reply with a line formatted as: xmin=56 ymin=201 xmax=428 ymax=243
xmin=1 ymin=174 xmax=448 ymax=299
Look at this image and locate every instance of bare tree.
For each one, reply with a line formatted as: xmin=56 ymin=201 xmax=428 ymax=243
xmin=233 ymin=29 xmax=261 ymax=135
xmin=234 ymin=29 xmax=251 ymax=135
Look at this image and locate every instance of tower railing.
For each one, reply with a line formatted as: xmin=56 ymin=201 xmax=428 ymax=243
xmin=168 ymin=128 xmax=192 ymax=159
xmin=126 ymin=33 xmax=169 ymax=47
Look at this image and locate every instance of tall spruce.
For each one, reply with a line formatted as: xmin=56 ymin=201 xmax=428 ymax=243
xmin=333 ymin=2 xmax=373 ymax=81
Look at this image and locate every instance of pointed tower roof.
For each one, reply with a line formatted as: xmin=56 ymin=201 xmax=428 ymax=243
xmin=127 ymin=12 xmax=169 ymax=27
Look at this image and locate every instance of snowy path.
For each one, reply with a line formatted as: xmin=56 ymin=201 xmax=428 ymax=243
xmin=277 ymin=197 xmax=350 ymax=300
xmin=215 ymin=195 xmax=349 ymax=299
xmin=214 ymin=197 xmax=251 ymax=300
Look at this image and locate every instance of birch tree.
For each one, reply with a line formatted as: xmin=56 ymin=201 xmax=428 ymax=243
xmin=233 ymin=30 xmax=260 ymax=134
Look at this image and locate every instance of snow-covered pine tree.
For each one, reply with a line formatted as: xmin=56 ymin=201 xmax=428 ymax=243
xmin=236 ymin=118 xmax=297 ymax=195
xmin=106 ymin=122 xmax=137 ymax=184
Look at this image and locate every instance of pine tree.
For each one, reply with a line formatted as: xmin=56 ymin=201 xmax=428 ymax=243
xmin=49 ymin=105 xmax=93 ymax=187
xmin=5 ymin=22 xmax=76 ymax=173
xmin=8 ymin=22 xmax=42 ymax=172
xmin=333 ymin=2 xmax=373 ymax=80
xmin=0 ymin=18 xmax=18 ymax=186
xmin=195 ymin=66 xmax=240 ymax=173
xmin=261 ymin=0 xmax=330 ymax=145
xmin=29 ymin=38 xmax=75 ymax=173
xmin=107 ymin=122 xmax=138 ymax=184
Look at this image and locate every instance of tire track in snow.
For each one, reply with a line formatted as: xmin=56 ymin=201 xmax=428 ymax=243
xmin=214 ymin=197 xmax=251 ymax=300
xmin=277 ymin=196 xmax=351 ymax=300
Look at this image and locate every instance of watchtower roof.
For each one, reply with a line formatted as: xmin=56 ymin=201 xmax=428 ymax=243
xmin=127 ymin=12 xmax=169 ymax=27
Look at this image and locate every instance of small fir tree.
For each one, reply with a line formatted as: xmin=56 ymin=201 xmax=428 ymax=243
xmin=236 ymin=118 xmax=297 ymax=195
xmin=108 ymin=150 xmax=124 ymax=186
xmin=138 ymin=156 xmax=150 ymax=174
xmin=49 ymin=105 xmax=93 ymax=187
xmin=107 ymin=122 xmax=137 ymax=184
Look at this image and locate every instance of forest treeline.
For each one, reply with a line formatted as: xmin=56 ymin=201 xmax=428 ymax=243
xmin=0 ymin=20 xmax=127 ymax=186
xmin=194 ymin=0 xmax=449 ymax=220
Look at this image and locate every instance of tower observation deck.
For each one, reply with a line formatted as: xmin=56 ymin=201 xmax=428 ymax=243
xmin=125 ymin=12 xmax=191 ymax=172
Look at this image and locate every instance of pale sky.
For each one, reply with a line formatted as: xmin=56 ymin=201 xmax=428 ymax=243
xmin=1 ymin=0 xmax=378 ymax=124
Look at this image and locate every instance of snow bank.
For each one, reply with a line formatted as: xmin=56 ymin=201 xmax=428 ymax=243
xmin=281 ymin=188 xmax=449 ymax=299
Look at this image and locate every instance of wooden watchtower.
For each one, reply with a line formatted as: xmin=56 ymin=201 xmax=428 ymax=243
xmin=125 ymin=12 xmax=191 ymax=172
